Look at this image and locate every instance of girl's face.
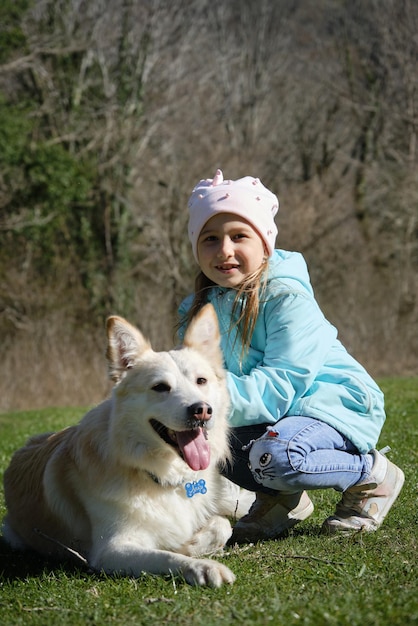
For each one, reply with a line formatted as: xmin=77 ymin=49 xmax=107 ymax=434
xmin=197 ymin=212 xmax=266 ymax=288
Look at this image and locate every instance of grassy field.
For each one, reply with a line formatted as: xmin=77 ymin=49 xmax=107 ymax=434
xmin=0 ymin=378 xmax=417 ymax=626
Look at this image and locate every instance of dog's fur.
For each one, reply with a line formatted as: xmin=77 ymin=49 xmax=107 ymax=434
xmin=2 ymin=304 xmax=252 ymax=587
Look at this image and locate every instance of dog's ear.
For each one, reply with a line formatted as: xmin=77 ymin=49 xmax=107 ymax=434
xmin=106 ymin=316 xmax=151 ymax=383
xmin=183 ymin=304 xmax=223 ymax=366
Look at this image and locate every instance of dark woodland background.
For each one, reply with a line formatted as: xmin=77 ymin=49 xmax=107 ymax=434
xmin=1 ymin=0 xmax=417 ymax=411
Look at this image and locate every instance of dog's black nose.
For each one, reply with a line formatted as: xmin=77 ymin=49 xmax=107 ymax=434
xmin=187 ymin=402 xmax=213 ymax=423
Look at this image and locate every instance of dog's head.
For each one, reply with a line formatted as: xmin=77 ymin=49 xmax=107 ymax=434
xmin=105 ymin=305 xmax=230 ymax=484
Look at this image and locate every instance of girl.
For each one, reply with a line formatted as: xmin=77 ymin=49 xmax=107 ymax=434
xmin=178 ymin=169 xmax=404 ymax=543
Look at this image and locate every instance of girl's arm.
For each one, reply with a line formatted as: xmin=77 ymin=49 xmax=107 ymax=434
xmin=226 ymin=292 xmax=338 ymax=426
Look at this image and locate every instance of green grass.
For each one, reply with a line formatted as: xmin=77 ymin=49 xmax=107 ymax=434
xmin=0 ymin=379 xmax=417 ymax=626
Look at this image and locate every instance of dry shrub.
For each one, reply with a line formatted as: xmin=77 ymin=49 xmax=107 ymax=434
xmin=0 ymin=266 xmax=111 ymax=411
xmin=1 ymin=313 xmax=110 ymax=411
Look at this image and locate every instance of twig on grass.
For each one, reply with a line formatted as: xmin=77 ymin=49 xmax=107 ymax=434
xmin=23 ymin=607 xmax=73 ymax=613
xmin=279 ymin=554 xmax=346 ymax=567
xmin=33 ymin=528 xmax=93 ymax=571
xmin=228 ymin=543 xmax=346 ymax=567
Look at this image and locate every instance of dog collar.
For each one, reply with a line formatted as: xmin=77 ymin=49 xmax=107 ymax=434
xmin=145 ymin=471 xmax=207 ymax=497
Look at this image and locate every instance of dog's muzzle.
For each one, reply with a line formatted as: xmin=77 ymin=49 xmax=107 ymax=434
xmin=187 ymin=402 xmax=213 ymax=429
xmin=150 ymin=401 xmax=214 ymax=471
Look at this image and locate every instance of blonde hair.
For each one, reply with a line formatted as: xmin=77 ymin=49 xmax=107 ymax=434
xmin=184 ymin=258 xmax=269 ymax=365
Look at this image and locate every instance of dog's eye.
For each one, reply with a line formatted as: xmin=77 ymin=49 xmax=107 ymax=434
xmin=196 ymin=377 xmax=207 ymax=385
xmin=152 ymin=383 xmax=171 ymax=393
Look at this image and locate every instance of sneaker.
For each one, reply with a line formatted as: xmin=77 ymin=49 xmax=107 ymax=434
xmin=227 ymin=490 xmax=314 ymax=544
xmin=322 ymin=448 xmax=405 ymax=534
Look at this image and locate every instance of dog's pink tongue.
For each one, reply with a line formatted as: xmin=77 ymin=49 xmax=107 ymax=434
xmin=176 ymin=428 xmax=210 ymax=471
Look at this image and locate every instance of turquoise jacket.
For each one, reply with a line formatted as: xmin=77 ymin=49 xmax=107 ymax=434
xmin=178 ymin=250 xmax=385 ymax=453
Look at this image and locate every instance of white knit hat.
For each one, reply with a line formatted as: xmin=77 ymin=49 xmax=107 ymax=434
xmin=187 ymin=169 xmax=279 ymax=261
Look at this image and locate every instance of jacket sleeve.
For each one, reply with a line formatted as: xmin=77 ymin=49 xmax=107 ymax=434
xmin=226 ymin=292 xmax=338 ymax=426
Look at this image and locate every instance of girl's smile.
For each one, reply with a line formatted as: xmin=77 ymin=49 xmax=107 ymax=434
xmin=197 ymin=213 xmax=266 ymax=288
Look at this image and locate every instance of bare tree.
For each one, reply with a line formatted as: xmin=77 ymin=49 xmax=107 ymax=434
xmin=0 ymin=0 xmax=417 ymax=411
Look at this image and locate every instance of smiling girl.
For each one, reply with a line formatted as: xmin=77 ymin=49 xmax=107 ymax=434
xmin=178 ymin=169 xmax=404 ymax=542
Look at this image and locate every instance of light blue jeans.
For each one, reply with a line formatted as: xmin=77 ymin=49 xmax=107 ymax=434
xmin=223 ymin=416 xmax=373 ymax=494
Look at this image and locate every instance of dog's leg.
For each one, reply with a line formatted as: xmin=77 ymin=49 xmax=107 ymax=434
xmin=178 ymin=515 xmax=232 ymax=557
xmin=89 ymin=542 xmax=235 ymax=587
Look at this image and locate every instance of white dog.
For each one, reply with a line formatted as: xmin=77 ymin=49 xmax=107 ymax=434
xmin=2 ymin=304 xmax=252 ymax=587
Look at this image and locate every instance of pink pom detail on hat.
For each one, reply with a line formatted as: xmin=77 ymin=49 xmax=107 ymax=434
xmin=187 ymin=169 xmax=279 ymax=262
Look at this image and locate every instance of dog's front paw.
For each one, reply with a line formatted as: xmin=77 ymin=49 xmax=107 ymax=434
xmin=181 ymin=516 xmax=232 ymax=557
xmin=183 ymin=558 xmax=235 ymax=587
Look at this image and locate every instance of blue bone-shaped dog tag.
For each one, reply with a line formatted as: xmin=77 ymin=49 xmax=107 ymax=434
xmin=185 ymin=479 xmax=207 ymax=498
